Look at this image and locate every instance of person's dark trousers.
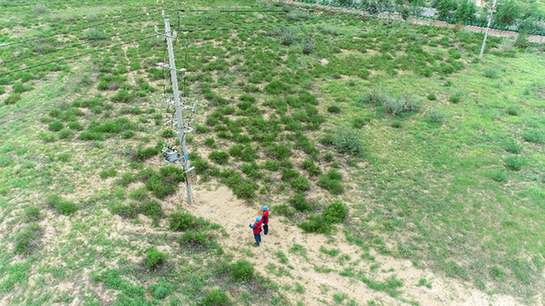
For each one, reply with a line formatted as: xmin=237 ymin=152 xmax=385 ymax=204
xmin=263 ymin=224 xmax=269 ymax=235
xmin=254 ymin=234 xmax=261 ymax=246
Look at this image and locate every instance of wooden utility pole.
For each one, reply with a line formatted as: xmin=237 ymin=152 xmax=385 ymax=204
xmin=163 ymin=11 xmax=193 ymax=204
xmin=479 ymin=0 xmax=497 ymax=59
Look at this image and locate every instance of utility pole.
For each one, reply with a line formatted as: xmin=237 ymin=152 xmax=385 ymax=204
xmin=479 ymin=0 xmax=497 ymax=59
xmin=163 ymin=11 xmax=193 ymax=204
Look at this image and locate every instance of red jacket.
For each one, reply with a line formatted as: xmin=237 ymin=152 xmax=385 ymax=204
xmin=262 ymin=210 xmax=269 ymax=225
xmin=251 ymin=220 xmax=262 ymax=235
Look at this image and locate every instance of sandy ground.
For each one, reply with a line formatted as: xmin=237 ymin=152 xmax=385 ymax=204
xmin=172 ymin=184 xmax=527 ymax=306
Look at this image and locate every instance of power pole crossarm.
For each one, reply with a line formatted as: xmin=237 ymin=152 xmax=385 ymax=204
xmin=479 ymin=0 xmax=497 ymax=59
xmin=163 ymin=12 xmax=193 ymax=205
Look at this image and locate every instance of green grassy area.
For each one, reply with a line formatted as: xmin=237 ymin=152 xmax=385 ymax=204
xmin=0 ymin=0 xmax=544 ymax=304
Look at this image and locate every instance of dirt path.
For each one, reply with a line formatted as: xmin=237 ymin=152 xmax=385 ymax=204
xmin=275 ymin=0 xmax=545 ymax=44
xmin=177 ymin=184 xmax=524 ymax=305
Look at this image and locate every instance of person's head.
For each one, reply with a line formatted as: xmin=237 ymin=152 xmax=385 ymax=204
xmin=261 ymin=205 xmax=268 ymax=211
xmin=255 ymin=216 xmax=261 ymax=222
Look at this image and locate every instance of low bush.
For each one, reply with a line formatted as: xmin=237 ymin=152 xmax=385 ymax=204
xmin=300 ymin=201 xmax=348 ymax=234
xmin=303 ymin=38 xmax=314 ymax=55
xmin=291 ymin=176 xmax=311 ymax=192
xmin=209 ymin=151 xmax=229 ymax=165
xmin=14 ymin=223 xmax=41 ymax=255
xmin=318 ymin=170 xmax=344 ymax=195
xmin=229 ymin=260 xmax=254 ymax=282
xmin=179 ymin=230 xmax=217 ymax=251
xmin=266 ymin=144 xmax=291 ymax=160
xmin=352 ymin=117 xmax=369 ymax=129
xmin=490 ymin=170 xmax=507 ymax=183
xmin=323 ymin=201 xmax=348 ymax=223
xmin=48 ymin=121 xmax=64 ymax=132
xmin=85 ymin=28 xmax=108 ymax=41
xmin=110 ymin=202 xmax=139 ymax=219
xmin=202 ymin=288 xmax=231 ymax=306
xmin=99 ymin=168 xmax=117 ymax=179
xmin=522 ymin=130 xmax=544 ymax=144
xmin=426 ymin=110 xmax=445 ymax=125
xmin=4 ymin=94 xmax=21 ymax=105
xmin=506 ymin=106 xmax=519 ymax=116
xmin=133 ymin=146 xmax=160 ymax=161
xmin=504 ymin=141 xmax=522 ymax=154
xmin=289 ymin=194 xmax=313 ymax=212
xmin=505 ymin=156 xmax=525 ymax=171
xmin=449 ymin=92 xmax=462 ymax=104
xmin=145 ymin=247 xmax=166 ymax=270
xmin=144 ymin=166 xmax=185 ymax=199
xmin=382 ymin=96 xmax=418 ymax=116
xmin=47 ymin=195 xmax=78 ymax=215
xmin=141 ymin=200 xmax=162 ymax=223
xmin=327 ymin=105 xmax=341 ymax=113
xmin=302 ymin=160 xmax=321 ymax=176
xmin=427 ymin=93 xmax=437 ymax=101
xmin=162 ymin=129 xmax=176 ymax=138
xmin=333 ymin=128 xmax=363 ymax=156
xmin=169 ymin=211 xmax=198 ymax=231
xmin=299 ymin=215 xmax=331 ymax=234
xmin=23 ymin=207 xmax=41 ymax=222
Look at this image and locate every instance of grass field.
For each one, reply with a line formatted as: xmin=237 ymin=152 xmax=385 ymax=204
xmin=0 ymin=0 xmax=544 ymax=305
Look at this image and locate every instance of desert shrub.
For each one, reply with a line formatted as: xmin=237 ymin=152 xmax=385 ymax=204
xmin=48 ymin=121 xmax=64 ymax=132
xmin=204 ymin=138 xmax=216 ymax=148
xmin=99 ymin=168 xmax=117 ymax=179
xmin=162 ymin=129 xmax=176 ymax=138
xmin=323 ymin=201 xmax=348 ymax=223
xmin=145 ymin=248 xmax=166 ymax=270
xmin=382 ymin=96 xmax=418 ymax=116
xmin=14 ymin=223 xmax=41 ymax=255
xmin=426 ymin=110 xmax=445 ymax=125
xmin=79 ymin=131 xmax=104 ymax=141
xmin=266 ymin=144 xmax=291 ymax=160
xmin=505 ymin=156 xmax=525 ymax=171
xmin=111 ymin=89 xmax=132 ymax=103
xmin=47 ymin=195 xmax=78 ymax=215
xmin=483 ymin=68 xmax=499 ymax=79
xmin=141 ymin=200 xmax=162 ymax=223
xmin=231 ymin=180 xmax=256 ymax=200
xmin=289 ymin=194 xmax=313 ymax=212
xmin=4 ymin=94 xmax=21 ymax=105
xmin=202 ymin=288 xmax=232 ymax=306
xmin=12 ymin=81 xmax=31 ymax=93
xmin=263 ymin=160 xmax=280 ymax=171
xmin=58 ymin=129 xmax=74 ymax=140
xmin=359 ymin=91 xmax=386 ymax=105
xmin=68 ymin=121 xmax=83 ymax=130
xmin=229 ymin=260 xmax=254 ymax=282
xmin=318 ymin=170 xmax=344 ymax=195
xmin=303 ymin=38 xmax=314 ymax=55
xmin=291 ymin=176 xmax=311 ymax=192
xmin=133 ymin=146 xmax=160 ymax=161
xmin=506 ymin=106 xmax=519 ymax=116
xmin=110 ymin=202 xmax=139 ymax=219
xmin=241 ymin=163 xmax=260 ymax=179
xmin=503 ymin=141 xmax=521 ymax=156
xmin=490 ymin=170 xmax=507 ymax=183
xmin=209 ymin=151 xmax=229 ymax=165
xmin=333 ymin=128 xmax=363 ymax=156
xmin=352 ymin=117 xmax=369 ymax=129
xmin=179 ymin=231 xmax=217 ymax=251
xmin=150 ymin=283 xmax=172 ymax=300
xmin=274 ymin=204 xmax=296 ymax=217
xmin=522 ymin=130 xmax=544 ymax=144
xmin=23 ymin=207 xmax=41 ymax=222
xmin=169 ymin=211 xmax=198 ymax=231
xmin=279 ymin=27 xmax=297 ymax=46
xmin=302 ymin=160 xmax=321 ymax=176
xmin=85 ymin=28 xmax=108 ymax=41
xmin=144 ymin=166 xmax=185 ymax=199
xmin=449 ymin=92 xmax=462 ymax=104
xmin=327 ymin=105 xmax=341 ymax=113
xmin=427 ymin=93 xmax=437 ymax=101
xmin=299 ymin=215 xmax=332 ymax=234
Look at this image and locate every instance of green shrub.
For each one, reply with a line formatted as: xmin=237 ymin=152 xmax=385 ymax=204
xmin=289 ymin=194 xmax=313 ymax=212
xmin=318 ymin=170 xmax=344 ymax=195
xmin=150 ymin=283 xmax=172 ymax=300
xmin=267 ymin=144 xmax=291 ymax=160
xmin=323 ymin=201 xmax=348 ymax=223
xmin=505 ymin=156 xmax=525 ymax=171
xmin=79 ymin=131 xmax=104 ymax=141
xmin=169 ymin=211 xmax=198 ymax=231
xmin=449 ymin=93 xmax=462 ymax=104
xmin=58 ymin=129 xmax=74 ymax=140
xmin=110 ymin=202 xmax=139 ymax=219
xmin=85 ymin=28 xmax=108 ymax=41
xmin=202 ymin=288 xmax=231 ymax=306
xmin=14 ymin=223 xmax=41 ymax=255
xmin=141 ymin=200 xmax=162 ymax=223
xmin=522 ymin=130 xmax=544 ymax=144
xmin=179 ymin=231 xmax=217 ymax=251
xmin=504 ymin=141 xmax=522 ymax=154
xmin=23 ymin=206 xmax=41 ymax=222
xmin=4 ymin=94 xmax=21 ymax=105
xmin=303 ymin=38 xmax=314 ymax=55
xmin=274 ymin=204 xmax=296 ymax=217
xmin=47 ymin=195 xmax=78 ymax=215
xmin=144 ymin=166 xmax=185 ymax=199
xmin=145 ymin=248 xmax=166 ymax=270
xmin=427 ymin=93 xmax=437 ymax=101
xmin=299 ymin=215 xmax=332 ymax=234
xmin=162 ymin=129 xmax=176 ymax=138
xmin=278 ymin=27 xmax=297 ymax=46
xmin=111 ymin=89 xmax=132 ymax=103
xmin=327 ymin=105 xmax=341 ymax=113
xmin=134 ymin=146 xmax=160 ymax=162
xmin=382 ymin=96 xmax=418 ymax=116
xmin=204 ymin=137 xmax=216 ymax=148
xmin=302 ymin=160 xmax=321 ymax=176
xmin=263 ymin=160 xmax=280 ymax=172
xmin=333 ymin=128 xmax=363 ymax=156
xmin=99 ymin=168 xmax=117 ymax=179
xmin=490 ymin=170 xmax=507 ymax=183
xmin=291 ymin=176 xmax=311 ymax=192
xmin=352 ymin=117 xmax=369 ymax=129
xmin=209 ymin=151 xmax=229 ymax=165
xmin=229 ymin=260 xmax=254 ymax=282
xmin=426 ymin=110 xmax=445 ymax=125
xmin=506 ymin=106 xmax=519 ymax=116
xmin=48 ymin=121 xmax=64 ymax=132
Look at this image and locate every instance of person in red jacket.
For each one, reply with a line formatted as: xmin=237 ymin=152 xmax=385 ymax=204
xmin=261 ymin=206 xmax=270 ymax=235
xmin=249 ymin=216 xmax=262 ymax=247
